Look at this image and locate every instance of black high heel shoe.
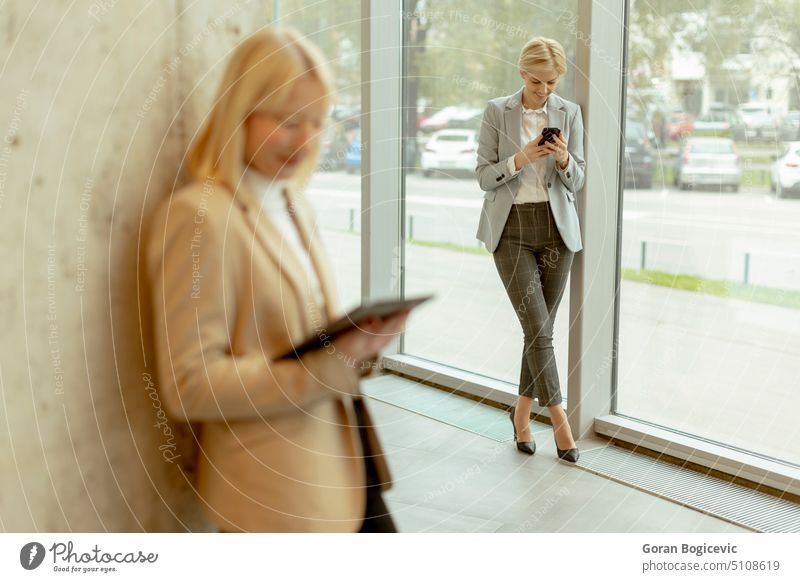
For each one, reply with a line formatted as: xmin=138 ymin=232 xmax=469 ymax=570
xmin=553 ymin=431 xmax=579 ymax=463
xmin=509 ymin=407 xmax=535 ymax=455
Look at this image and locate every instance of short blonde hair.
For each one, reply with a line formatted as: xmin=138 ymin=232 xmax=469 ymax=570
xmin=518 ymin=37 xmax=567 ymax=77
xmin=187 ymin=27 xmax=333 ymax=193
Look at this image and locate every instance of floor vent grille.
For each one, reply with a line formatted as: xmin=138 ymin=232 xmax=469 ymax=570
xmin=578 ymin=446 xmax=800 ymax=533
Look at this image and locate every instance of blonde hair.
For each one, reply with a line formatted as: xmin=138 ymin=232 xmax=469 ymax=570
xmin=518 ymin=37 xmax=567 ymax=77
xmin=187 ymin=27 xmax=333 ymax=194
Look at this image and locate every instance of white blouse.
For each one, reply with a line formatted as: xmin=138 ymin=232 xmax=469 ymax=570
xmin=506 ymin=101 xmax=550 ymax=204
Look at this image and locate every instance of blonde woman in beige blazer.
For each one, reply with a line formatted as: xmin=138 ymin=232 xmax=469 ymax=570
xmin=147 ymin=28 xmax=407 ymax=533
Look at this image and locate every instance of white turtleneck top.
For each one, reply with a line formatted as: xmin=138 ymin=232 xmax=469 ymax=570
xmin=243 ymin=167 xmax=324 ymax=310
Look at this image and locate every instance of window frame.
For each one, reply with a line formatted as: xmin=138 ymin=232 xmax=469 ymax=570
xmin=363 ymin=0 xmax=800 ymax=496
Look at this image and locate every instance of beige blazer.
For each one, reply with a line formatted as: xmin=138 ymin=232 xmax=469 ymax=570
xmin=147 ymin=176 xmax=388 ymax=532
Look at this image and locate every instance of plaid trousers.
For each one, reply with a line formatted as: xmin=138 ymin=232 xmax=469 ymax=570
xmin=492 ymin=201 xmax=573 ymax=405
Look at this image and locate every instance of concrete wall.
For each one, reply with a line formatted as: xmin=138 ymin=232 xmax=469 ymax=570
xmin=0 ymin=0 xmax=265 ymax=532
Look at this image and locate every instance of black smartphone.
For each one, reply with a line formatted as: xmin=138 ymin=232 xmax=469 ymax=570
xmin=537 ymin=127 xmax=561 ymax=146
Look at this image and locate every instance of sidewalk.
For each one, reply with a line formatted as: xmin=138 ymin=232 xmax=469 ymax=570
xmin=320 ymin=229 xmax=800 ymax=465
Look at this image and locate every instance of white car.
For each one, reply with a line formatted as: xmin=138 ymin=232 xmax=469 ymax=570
xmin=420 ymin=129 xmax=478 ymax=177
xmin=770 ymin=141 xmax=800 ymax=198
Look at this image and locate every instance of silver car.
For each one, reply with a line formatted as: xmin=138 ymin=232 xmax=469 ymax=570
xmin=779 ymin=111 xmax=800 ymax=142
xmin=674 ymin=137 xmax=741 ymax=192
xmin=738 ymin=103 xmax=780 ymax=141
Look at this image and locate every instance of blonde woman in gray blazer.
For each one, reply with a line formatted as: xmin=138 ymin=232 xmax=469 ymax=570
xmin=476 ymin=37 xmax=585 ymax=462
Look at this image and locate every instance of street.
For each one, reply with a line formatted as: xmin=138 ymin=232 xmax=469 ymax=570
xmin=308 ymin=171 xmax=800 ymax=291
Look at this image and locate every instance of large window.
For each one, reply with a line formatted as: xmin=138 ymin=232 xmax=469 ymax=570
xmin=398 ymin=1 xmax=580 ymax=393
xmin=618 ymin=0 xmax=800 ymax=465
xmin=273 ymin=1 xmax=363 ymax=308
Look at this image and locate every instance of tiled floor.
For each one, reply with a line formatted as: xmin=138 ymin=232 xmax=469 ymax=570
xmin=366 ymin=378 xmax=751 ymax=533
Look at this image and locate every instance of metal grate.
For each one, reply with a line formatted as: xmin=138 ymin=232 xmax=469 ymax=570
xmin=577 ymin=446 xmax=800 ymax=533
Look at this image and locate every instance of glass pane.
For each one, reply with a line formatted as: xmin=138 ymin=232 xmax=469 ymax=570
xmin=400 ymin=1 xmax=579 ymax=393
xmin=278 ymin=1 xmax=362 ymax=308
xmin=619 ymin=0 xmax=800 ymax=465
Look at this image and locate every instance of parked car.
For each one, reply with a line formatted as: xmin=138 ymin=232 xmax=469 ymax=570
xmin=770 ymin=141 xmax=800 ymax=198
xmin=419 ymin=106 xmax=482 ymax=133
xmin=737 ymin=102 xmax=780 ymax=141
xmin=667 ymin=112 xmax=694 ymax=141
xmin=779 ymin=110 xmax=800 ymax=142
xmin=727 ymin=110 xmax=747 ymax=141
xmin=344 ymin=127 xmax=361 ymax=174
xmin=673 ymin=137 xmax=741 ymax=191
xmin=317 ymin=124 xmax=347 ymax=172
xmin=623 ymin=119 xmax=654 ymax=189
xmin=693 ymin=109 xmax=746 ymax=140
xmin=420 ymin=129 xmax=478 ymax=177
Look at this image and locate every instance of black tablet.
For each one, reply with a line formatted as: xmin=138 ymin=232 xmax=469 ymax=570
xmin=274 ymin=295 xmax=434 ymax=360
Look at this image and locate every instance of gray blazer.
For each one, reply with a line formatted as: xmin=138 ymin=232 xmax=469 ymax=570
xmin=475 ymin=89 xmax=585 ymax=253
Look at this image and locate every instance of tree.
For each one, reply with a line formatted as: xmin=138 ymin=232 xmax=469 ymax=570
xmin=279 ymin=0 xmax=362 ymax=107
xmin=410 ymin=0 xmax=577 ymax=108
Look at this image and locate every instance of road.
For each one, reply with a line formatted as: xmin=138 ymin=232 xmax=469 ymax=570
xmin=307 ymin=171 xmax=800 ymax=290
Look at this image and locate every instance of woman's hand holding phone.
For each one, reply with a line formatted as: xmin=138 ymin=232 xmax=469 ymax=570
xmin=542 ymin=130 xmax=569 ymax=168
xmin=514 ymin=139 xmax=550 ymax=170
xmin=515 ymin=127 xmax=567 ymax=170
